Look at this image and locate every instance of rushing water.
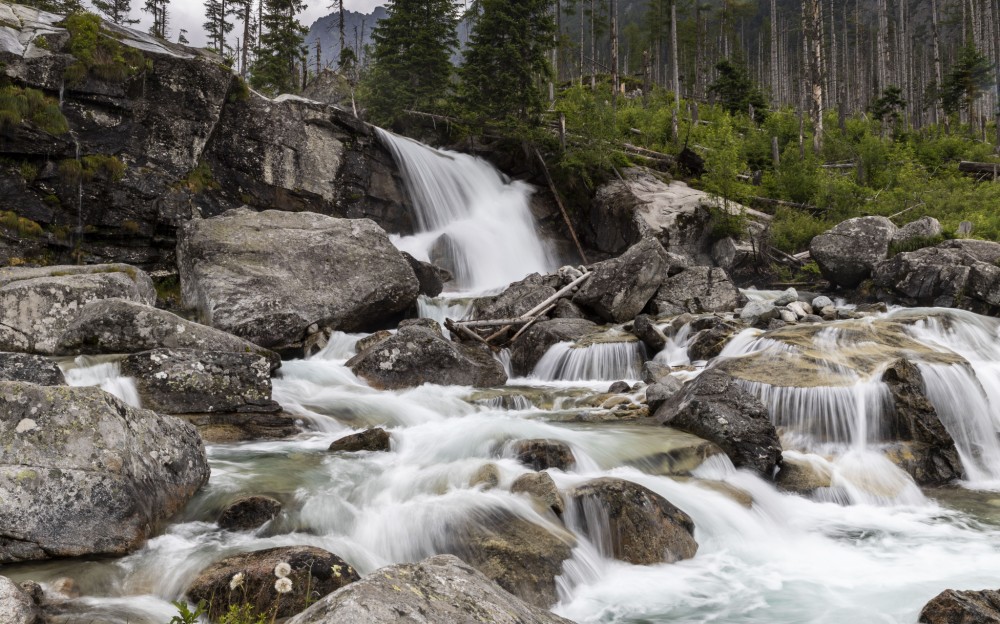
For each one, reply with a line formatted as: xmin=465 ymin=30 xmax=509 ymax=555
xmin=9 ymin=139 xmax=1000 ymax=624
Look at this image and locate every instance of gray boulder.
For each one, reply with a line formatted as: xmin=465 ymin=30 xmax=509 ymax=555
xmin=472 ymin=273 xmax=558 ymax=321
xmin=566 ymin=478 xmax=697 ymax=565
xmin=687 ymin=316 xmax=741 ymax=362
xmin=511 ymin=471 xmax=564 ymax=516
xmin=217 ymin=495 xmax=282 ymax=531
xmin=402 ymin=252 xmax=450 ymax=297
xmin=286 ymin=554 xmax=573 ymax=624
xmin=642 ymin=361 xmax=673 ymax=384
xmin=187 ymin=545 xmax=359 ymax=621
xmin=329 ymin=428 xmax=391 ymax=452
xmin=0 ymin=353 xmax=65 ymax=385
xmin=574 ymin=238 xmax=671 ymax=323
xmin=809 ymin=216 xmax=897 ymax=288
xmin=120 ymin=349 xmax=279 ymax=415
xmin=919 ymin=588 xmax=1000 ymax=624
xmin=511 ymin=439 xmax=575 ymax=471
xmin=811 ymin=295 xmax=834 ymax=310
xmin=177 ymin=209 xmax=419 ymax=352
xmin=347 ymin=324 xmax=506 ymax=389
xmin=646 ymin=377 xmax=684 ymax=413
xmin=655 ymin=369 xmax=782 ymax=477
xmin=0 ymin=576 xmax=38 ymax=624
xmin=874 ymin=242 xmax=1000 ymax=313
xmin=509 ymin=318 xmax=598 ymax=376
xmin=893 ymin=216 xmax=942 ymax=246
xmin=651 ymin=267 xmax=743 ymax=315
xmin=740 ymin=300 xmax=779 ymax=327
xmin=711 ymin=236 xmax=757 ymax=272
xmin=56 ymin=299 xmax=279 ymax=370
xmin=773 ymin=288 xmax=798 ymax=307
xmin=0 ymin=264 xmax=155 ymax=354
xmin=631 ymin=314 xmax=667 ymax=352
xmin=0 ymin=382 xmax=210 ymax=562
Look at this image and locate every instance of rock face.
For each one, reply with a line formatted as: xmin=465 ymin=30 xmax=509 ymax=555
xmin=566 ymin=477 xmax=697 ymax=565
xmin=874 ymin=241 xmax=1000 ymax=313
xmin=56 ymin=298 xmax=278 ymax=368
xmin=0 ymin=353 xmax=65 ymax=385
xmin=120 ymin=348 xmax=279 ymax=415
xmin=447 ymin=512 xmax=575 ymax=608
xmin=0 ymin=7 xmax=413 ymax=269
xmin=329 ymin=428 xmax=391 ymax=452
xmin=880 ymin=359 xmax=963 ymax=485
xmin=919 ymin=588 xmax=1000 ymax=624
xmin=810 ymin=216 xmax=896 ymax=288
xmin=651 ymin=267 xmax=743 ymax=315
xmin=187 ymin=546 xmax=360 ymax=620
xmin=573 ymin=238 xmax=671 ymax=322
xmin=177 ymin=209 xmax=419 ymax=352
xmin=655 ymin=370 xmax=782 ymax=477
xmin=509 ymin=318 xmax=598 ymax=377
xmin=0 ymin=264 xmax=156 ymax=354
xmin=0 ymin=382 xmax=209 ymax=562
xmin=347 ymin=323 xmax=506 ymax=389
xmin=217 ymin=496 xmax=282 ymax=531
xmin=0 ymin=576 xmax=38 ymax=624
xmin=285 ymin=554 xmax=573 ymax=624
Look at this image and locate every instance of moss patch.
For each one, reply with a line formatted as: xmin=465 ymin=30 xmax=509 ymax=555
xmin=62 ymin=12 xmax=147 ymax=86
xmin=0 ymin=85 xmax=69 ymax=135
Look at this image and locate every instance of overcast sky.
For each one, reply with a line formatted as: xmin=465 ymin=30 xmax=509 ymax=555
xmin=114 ymin=0 xmax=383 ymax=47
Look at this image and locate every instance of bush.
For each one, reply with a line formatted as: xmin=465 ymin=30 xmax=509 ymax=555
xmin=769 ymin=207 xmax=831 ymax=254
xmin=0 ymin=211 xmax=43 ymax=238
xmin=0 ymin=86 xmax=69 ymax=135
xmin=62 ymin=12 xmax=146 ymax=86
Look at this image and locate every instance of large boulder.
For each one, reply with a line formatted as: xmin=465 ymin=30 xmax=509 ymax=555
xmin=445 ymin=511 xmax=575 ymax=608
xmin=919 ymin=588 xmax=1000 ymax=624
xmin=892 ymin=216 xmax=942 ymax=246
xmin=55 ymin=299 xmax=278 ymax=369
xmin=509 ymin=318 xmax=598 ymax=376
xmin=880 ymin=359 xmax=963 ymax=485
xmin=347 ymin=324 xmax=506 ymax=389
xmin=0 ymin=264 xmax=155 ymax=354
xmin=0 ymin=353 xmax=65 ymax=385
xmin=120 ymin=348 xmax=280 ymax=415
xmin=651 ymin=267 xmax=743 ymax=315
xmin=187 ymin=546 xmax=360 ymax=621
xmin=874 ymin=241 xmax=1000 ymax=313
xmin=573 ymin=238 xmax=671 ymax=323
xmin=566 ymin=477 xmax=697 ymax=565
xmin=655 ymin=369 xmax=782 ymax=477
xmin=177 ymin=208 xmax=419 ymax=353
xmin=401 ymin=252 xmax=450 ymax=297
xmin=472 ymin=273 xmax=559 ymax=320
xmin=285 ymin=554 xmax=573 ymax=624
xmin=810 ymin=216 xmax=897 ymax=288
xmin=0 ymin=382 xmax=209 ymax=562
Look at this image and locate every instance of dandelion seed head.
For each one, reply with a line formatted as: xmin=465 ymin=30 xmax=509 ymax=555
xmin=229 ymin=572 xmax=245 ymax=591
xmin=274 ymin=562 xmax=292 ymax=578
xmin=275 ymin=577 xmax=293 ymax=594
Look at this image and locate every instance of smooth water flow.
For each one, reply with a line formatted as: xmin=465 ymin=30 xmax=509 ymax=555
xmin=377 ymin=128 xmax=555 ymax=292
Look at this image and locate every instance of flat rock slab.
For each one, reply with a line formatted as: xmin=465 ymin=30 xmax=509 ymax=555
xmin=0 ymin=382 xmax=209 ymax=562
xmin=0 ymin=264 xmax=155 ymax=354
xmin=286 ymin=554 xmax=573 ymax=624
xmin=0 ymin=353 xmax=64 ymax=385
xmin=177 ymin=208 xmax=419 ymax=351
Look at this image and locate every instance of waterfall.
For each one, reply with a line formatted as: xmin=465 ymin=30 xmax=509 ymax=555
xmin=532 ymin=341 xmax=646 ymax=382
xmin=376 ymin=128 xmax=555 ymax=293
xmin=62 ymin=356 xmax=142 ymax=408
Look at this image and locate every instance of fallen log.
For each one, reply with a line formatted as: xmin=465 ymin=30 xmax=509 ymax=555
xmin=958 ymin=161 xmax=1000 ymax=178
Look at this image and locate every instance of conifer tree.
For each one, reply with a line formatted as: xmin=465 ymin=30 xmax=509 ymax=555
xmin=92 ymin=0 xmax=137 ymax=25
xmin=941 ymin=43 xmax=995 ymax=120
xmin=143 ymin=0 xmax=170 ymax=39
xmin=708 ymin=58 xmax=768 ymax=119
xmin=203 ymin=0 xmax=235 ymax=56
xmin=458 ymin=0 xmax=555 ymax=123
xmin=233 ymin=0 xmax=256 ymax=78
xmin=250 ymin=0 xmax=307 ymax=95
xmin=364 ymin=0 xmax=459 ymax=126
xmin=178 ymin=28 xmax=189 ymax=43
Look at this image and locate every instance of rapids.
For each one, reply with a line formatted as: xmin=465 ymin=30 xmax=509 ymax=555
xmin=7 ymin=135 xmax=1000 ymax=624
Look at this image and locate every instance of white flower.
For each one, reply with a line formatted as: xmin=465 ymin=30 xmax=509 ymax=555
xmin=274 ymin=577 xmax=293 ymax=594
xmin=229 ymin=572 xmax=245 ymax=591
xmin=273 ymin=562 xmax=292 ymax=578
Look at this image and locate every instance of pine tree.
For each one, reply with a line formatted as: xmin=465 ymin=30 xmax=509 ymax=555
xmin=250 ymin=0 xmax=307 ymax=95
xmin=941 ymin=43 xmax=995 ymax=119
xmin=458 ymin=0 xmax=555 ymax=124
xmin=143 ymin=0 xmax=170 ymax=39
xmin=92 ymin=0 xmax=137 ymax=24
xmin=178 ymin=28 xmax=189 ymax=44
xmin=203 ymin=0 xmax=235 ymax=56
xmin=708 ymin=58 xmax=768 ymax=119
xmin=365 ymin=0 xmax=459 ymax=125
xmin=233 ymin=0 xmax=256 ymax=78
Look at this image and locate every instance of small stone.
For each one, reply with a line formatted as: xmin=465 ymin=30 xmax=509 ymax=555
xmin=607 ymin=381 xmax=632 ymax=394
xmin=218 ymin=495 xmax=282 ymax=531
xmin=812 ymin=295 xmax=834 ymax=310
xmin=786 ymin=301 xmax=813 ymax=318
xmin=773 ymin=288 xmax=798 ymax=306
xmin=778 ymin=309 xmax=798 ymax=323
xmin=511 ymin=439 xmax=575 ymax=471
xmin=511 ymin=471 xmax=564 ymax=515
xmin=329 ymin=428 xmax=391 ymax=453
xmin=470 ymin=463 xmax=501 ymax=489
xmin=15 ymin=419 xmax=37 ymax=434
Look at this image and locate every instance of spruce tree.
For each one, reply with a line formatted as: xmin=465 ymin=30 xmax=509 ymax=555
xmin=708 ymin=59 xmax=768 ymax=120
xmin=458 ymin=0 xmax=555 ymax=124
xmin=92 ymin=0 xmax=138 ymax=24
xmin=941 ymin=43 xmax=995 ymax=119
xmin=143 ymin=0 xmax=170 ymax=39
xmin=365 ymin=0 xmax=459 ymax=126
xmin=203 ymin=0 xmax=235 ymax=56
xmin=250 ymin=0 xmax=307 ymax=95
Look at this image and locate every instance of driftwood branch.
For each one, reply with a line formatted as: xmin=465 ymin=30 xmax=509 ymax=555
xmin=532 ymin=147 xmax=589 ymax=264
xmin=508 ymin=303 xmax=556 ymax=345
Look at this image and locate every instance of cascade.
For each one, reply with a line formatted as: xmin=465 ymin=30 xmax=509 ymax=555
xmin=376 ymin=128 xmax=555 ymax=292
xmin=531 ymin=340 xmax=646 ymax=382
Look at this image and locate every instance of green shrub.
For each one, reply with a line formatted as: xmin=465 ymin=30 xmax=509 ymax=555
xmin=889 ymin=234 xmax=946 ymax=256
xmin=62 ymin=12 xmax=146 ymax=86
xmin=184 ymin=161 xmax=219 ymax=192
xmin=769 ymin=206 xmax=831 ymax=254
xmin=0 ymin=86 xmax=69 ymax=135
xmin=0 ymin=211 xmax=43 ymax=238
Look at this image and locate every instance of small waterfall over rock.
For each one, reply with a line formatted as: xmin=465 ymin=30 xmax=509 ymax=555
xmin=62 ymin=356 xmax=142 ymax=408
xmin=532 ymin=340 xmax=646 ymax=382
xmin=376 ymin=128 xmax=555 ymax=292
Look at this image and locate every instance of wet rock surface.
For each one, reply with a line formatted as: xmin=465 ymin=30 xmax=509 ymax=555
xmin=511 ymin=438 xmax=576 ymax=471
xmin=187 ymin=545 xmax=359 ymax=620
xmin=655 ymin=369 xmax=782 ymax=477
xmin=177 ymin=209 xmax=419 ymax=352
xmin=510 ymin=471 xmax=564 ymax=515
xmin=286 ymin=554 xmax=573 ymax=624
xmin=0 ymin=352 xmax=64 ymax=385
xmin=347 ymin=323 xmax=506 ymax=389
xmin=329 ymin=428 xmax=391 ymax=453
xmin=217 ymin=495 xmax=282 ymax=532
xmin=651 ymin=266 xmax=743 ymax=315
xmin=0 ymin=382 xmax=209 ymax=562
xmin=509 ymin=318 xmax=598 ymax=376
xmin=919 ymin=588 xmax=1000 ymax=624
xmin=566 ymin=477 xmax=698 ymax=565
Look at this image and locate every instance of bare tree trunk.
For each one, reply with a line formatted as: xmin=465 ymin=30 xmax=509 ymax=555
xmin=590 ymin=0 xmax=596 ymax=91
xmin=770 ymin=0 xmax=779 ymax=106
xmin=829 ymin=0 xmax=837 ymax=115
xmin=611 ymin=0 xmax=619 ymax=109
xmin=932 ymin=0 xmax=945 ymax=129
xmin=671 ymin=0 xmax=680 ymax=139
xmin=806 ymin=0 xmax=824 ymax=153
xmin=579 ymin=0 xmax=585 ymax=85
